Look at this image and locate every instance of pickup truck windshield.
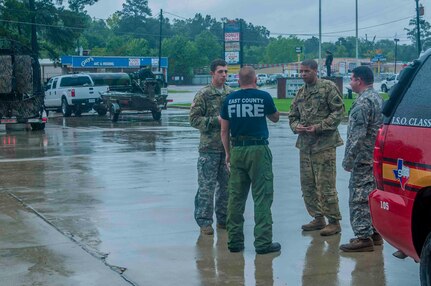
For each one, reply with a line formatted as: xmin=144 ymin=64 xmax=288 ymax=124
xmin=60 ymin=76 xmax=92 ymax=87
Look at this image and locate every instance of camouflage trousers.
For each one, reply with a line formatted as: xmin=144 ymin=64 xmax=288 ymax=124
xmin=349 ymin=164 xmax=376 ymax=238
xmin=227 ymin=145 xmax=274 ymax=250
xmin=300 ymin=148 xmax=342 ymax=222
xmin=194 ymin=152 xmax=229 ymax=227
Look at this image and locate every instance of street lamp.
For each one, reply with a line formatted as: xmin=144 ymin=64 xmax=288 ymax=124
xmin=394 ymin=38 xmax=399 ymax=74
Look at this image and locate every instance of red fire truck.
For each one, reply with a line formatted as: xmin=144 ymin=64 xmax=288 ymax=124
xmin=370 ymin=50 xmax=431 ymax=285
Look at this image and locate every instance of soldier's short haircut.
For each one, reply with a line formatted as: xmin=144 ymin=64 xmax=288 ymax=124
xmin=352 ymin=66 xmax=374 ymax=85
xmin=210 ymin=59 xmax=227 ymax=72
xmin=301 ymin=59 xmax=318 ymax=70
xmin=239 ymin=66 xmax=256 ymax=85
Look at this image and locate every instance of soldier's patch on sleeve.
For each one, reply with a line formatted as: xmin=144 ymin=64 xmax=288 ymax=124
xmin=333 ymin=96 xmax=342 ymax=104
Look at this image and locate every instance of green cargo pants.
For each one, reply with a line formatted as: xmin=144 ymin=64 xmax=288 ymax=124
xmin=227 ymin=145 xmax=274 ymax=250
xmin=299 ymin=148 xmax=342 ymax=222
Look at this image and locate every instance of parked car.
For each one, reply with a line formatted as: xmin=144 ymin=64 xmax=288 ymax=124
xmin=267 ymin=73 xmax=286 ymax=84
xmin=380 ymin=73 xmax=399 ymax=92
xmin=226 ymin=78 xmax=239 ymax=88
xmin=369 ymin=50 xmax=431 ymax=285
xmin=257 ymin=73 xmax=269 ymax=86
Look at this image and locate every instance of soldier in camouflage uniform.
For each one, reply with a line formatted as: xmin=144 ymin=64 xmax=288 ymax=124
xmin=289 ymin=59 xmax=344 ymax=236
xmin=189 ymin=59 xmax=233 ymax=235
xmin=340 ymin=66 xmax=384 ymax=252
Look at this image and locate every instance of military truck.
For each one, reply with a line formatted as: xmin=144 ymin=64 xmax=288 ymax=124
xmin=0 ymin=38 xmax=47 ymax=130
xmin=94 ymin=69 xmax=168 ymax=122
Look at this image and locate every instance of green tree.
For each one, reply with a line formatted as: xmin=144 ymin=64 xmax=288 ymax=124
xmin=194 ymin=30 xmax=222 ymax=65
xmin=81 ymin=18 xmax=112 ymax=52
xmin=243 ymin=45 xmax=265 ymax=64
xmin=405 ymin=16 xmax=431 ymax=52
xmin=303 ymin=37 xmax=319 ymax=59
xmin=242 ymin=21 xmax=270 ymax=48
xmin=111 ymin=0 xmax=160 ymax=48
xmin=263 ymin=36 xmax=302 ymax=64
xmin=162 ymin=35 xmax=199 ymax=81
xmin=0 ymin=0 xmax=96 ymax=59
xmin=170 ymin=13 xmax=222 ymax=40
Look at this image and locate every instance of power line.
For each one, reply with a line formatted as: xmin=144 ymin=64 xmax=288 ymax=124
xmin=163 ymin=11 xmax=189 ymax=21
xmin=270 ymin=15 xmax=414 ymax=37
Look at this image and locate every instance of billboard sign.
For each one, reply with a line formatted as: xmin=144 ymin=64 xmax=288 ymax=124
xmin=225 ymin=52 xmax=240 ymax=64
xmin=225 ymin=20 xmax=240 ymax=32
xmin=225 ymin=32 xmax=240 ymax=42
xmin=62 ymin=56 xmax=168 ymax=69
xmin=225 ymin=42 xmax=240 ymax=52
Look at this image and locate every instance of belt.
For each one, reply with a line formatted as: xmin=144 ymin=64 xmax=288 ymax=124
xmin=231 ymin=139 xmax=269 ymax=147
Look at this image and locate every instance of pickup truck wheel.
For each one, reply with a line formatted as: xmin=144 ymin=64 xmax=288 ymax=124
xmin=97 ymin=107 xmax=107 ymax=116
xmin=381 ymin=84 xmax=388 ymax=93
xmin=62 ymin=98 xmax=72 ymax=117
xmin=30 ymin=123 xmax=45 ymax=131
xmin=109 ymin=106 xmax=119 ymax=122
xmin=152 ymin=110 xmax=162 ymax=121
xmin=420 ymin=232 xmax=431 ymax=285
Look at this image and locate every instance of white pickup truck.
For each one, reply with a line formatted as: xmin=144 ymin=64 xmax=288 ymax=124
xmin=380 ymin=73 xmax=399 ymax=93
xmin=44 ymin=74 xmax=108 ymax=117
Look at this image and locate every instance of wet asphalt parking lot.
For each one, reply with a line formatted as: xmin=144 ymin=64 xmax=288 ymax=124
xmin=0 ymin=90 xmax=421 ymax=285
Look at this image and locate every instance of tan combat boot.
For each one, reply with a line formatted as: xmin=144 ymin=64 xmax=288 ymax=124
xmin=371 ymin=232 xmax=384 ymax=245
xmin=320 ymin=221 xmax=341 ymax=236
xmin=301 ymin=217 xmax=326 ymax=231
xmin=340 ymin=237 xmax=374 ymax=252
xmin=216 ymin=223 xmax=226 ymax=229
xmin=200 ymin=225 xmax=214 ymax=235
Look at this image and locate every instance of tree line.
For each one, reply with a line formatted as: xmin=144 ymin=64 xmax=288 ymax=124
xmin=1 ymin=0 xmax=430 ymax=80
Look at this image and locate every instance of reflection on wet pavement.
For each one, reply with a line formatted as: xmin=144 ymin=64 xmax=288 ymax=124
xmin=0 ymin=109 xmax=421 ymax=285
xmin=302 ymin=232 xmax=340 ymax=286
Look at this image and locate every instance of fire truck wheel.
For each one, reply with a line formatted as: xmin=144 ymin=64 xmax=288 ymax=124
xmin=420 ymin=232 xmax=431 ymax=285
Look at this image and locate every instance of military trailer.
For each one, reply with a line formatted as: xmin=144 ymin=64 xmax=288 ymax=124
xmin=0 ymin=38 xmax=47 ymax=130
xmin=94 ymin=69 xmax=168 ymax=122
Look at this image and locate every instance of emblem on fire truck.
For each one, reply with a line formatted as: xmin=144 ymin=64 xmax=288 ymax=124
xmin=393 ymin=158 xmax=410 ymax=191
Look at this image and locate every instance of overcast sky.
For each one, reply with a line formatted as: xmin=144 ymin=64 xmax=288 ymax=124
xmin=86 ymin=0 xmax=431 ymax=45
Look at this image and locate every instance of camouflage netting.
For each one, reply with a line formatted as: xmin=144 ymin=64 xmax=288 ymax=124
xmin=0 ymin=54 xmax=41 ymax=119
xmin=15 ymin=55 xmax=33 ymax=95
xmin=0 ymin=55 xmax=33 ymax=95
xmin=0 ymin=42 xmax=41 ymax=119
xmin=0 ymin=91 xmax=43 ymax=119
xmin=0 ymin=56 xmax=13 ymax=94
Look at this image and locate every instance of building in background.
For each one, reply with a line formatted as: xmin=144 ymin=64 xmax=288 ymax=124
xmin=60 ymin=56 xmax=169 ymax=82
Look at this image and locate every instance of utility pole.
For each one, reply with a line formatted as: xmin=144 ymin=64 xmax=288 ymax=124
xmin=355 ymin=0 xmax=359 ymax=64
xmin=158 ymin=9 xmax=163 ymax=72
xmin=29 ymin=0 xmax=41 ymax=92
xmin=318 ymin=0 xmax=322 ymax=77
xmin=394 ymin=37 xmax=399 ymax=74
xmin=240 ymin=19 xmax=244 ymax=68
xmin=415 ymin=0 xmax=421 ymax=56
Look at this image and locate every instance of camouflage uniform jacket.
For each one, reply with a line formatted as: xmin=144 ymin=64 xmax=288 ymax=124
xmin=190 ymin=83 xmax=233 ymax=152
xmin=289 ymin=79 xmax=345 ymax=153
xmin=342 ymin=87 xmax=383 ymax=170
